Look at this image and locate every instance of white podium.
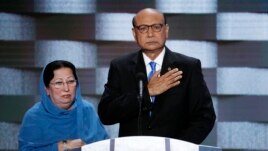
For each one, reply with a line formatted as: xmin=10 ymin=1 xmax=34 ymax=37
xmin=82 ymin=136 xmax=221 ymax=151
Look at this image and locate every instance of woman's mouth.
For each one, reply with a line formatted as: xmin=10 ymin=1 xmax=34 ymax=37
xmin=62 ymin=94 xmax=71 ymax=98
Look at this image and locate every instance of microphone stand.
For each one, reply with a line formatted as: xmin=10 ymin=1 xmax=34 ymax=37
xmin=137 ymin=93 xmax=142 ymax=135
xmin=136 ymin=73 xmax=145 ymax=136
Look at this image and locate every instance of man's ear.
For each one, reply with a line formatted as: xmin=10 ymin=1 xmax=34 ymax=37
xmin=165 ymin=24 xmax=169 ymax=38
xmin=132 ymin=28 xmax=137 ymax=41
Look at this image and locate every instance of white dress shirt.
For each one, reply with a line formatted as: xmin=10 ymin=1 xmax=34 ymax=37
xmin=142 ymin=48 xmax=166 ymax=78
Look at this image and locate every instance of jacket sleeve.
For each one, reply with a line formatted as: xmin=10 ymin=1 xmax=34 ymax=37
xmin=179 ymin=59 xmax=216 ymax=144
xmin=98 ymin=61 xmax=141 ymax=125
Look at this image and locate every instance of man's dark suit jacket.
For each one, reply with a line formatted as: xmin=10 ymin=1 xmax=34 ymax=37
xmin=98 ymin=47 xmax=216 ymax=144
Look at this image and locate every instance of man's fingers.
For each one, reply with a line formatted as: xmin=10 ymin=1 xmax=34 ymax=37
xmin=151 ymin=70 xmax=161 ymax=78
xmin=148 ymin=68 xmax=182 ymax=96
xmin=162 ymin=68 xmax=178 ymax=78
xmin=151 ymin=68 xmax=182 ymax=84
xmin=165 ymin=69 xmax=183 ymax=82
xmin=166 ymin=74 xmax=181 ymax=86
xmin=168 ymin=80 xmax=181 ymax=89
xmin=163 ymin=68 xmax=183 ymax=78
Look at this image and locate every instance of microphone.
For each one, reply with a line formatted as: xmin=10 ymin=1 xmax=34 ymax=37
xmin=136 ymin=72 xmax=145 ymax=98
xmin=136 ymin=72 xmax=145 ymax=135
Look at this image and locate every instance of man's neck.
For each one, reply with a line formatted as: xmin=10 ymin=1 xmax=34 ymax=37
xmin=143 ymin=48 xmax=163 ymax=60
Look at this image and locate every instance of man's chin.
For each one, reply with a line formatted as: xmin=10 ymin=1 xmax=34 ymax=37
xmin=143 ymin=47 xmax=163 ymax=52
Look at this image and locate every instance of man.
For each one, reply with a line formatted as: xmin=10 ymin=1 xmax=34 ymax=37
xmin=98 ymin=8 xmax=216 ymax=144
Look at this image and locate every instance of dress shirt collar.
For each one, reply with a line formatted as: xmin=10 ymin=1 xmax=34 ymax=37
xmin=142 ymin=48 xmax=166 ymax=75
xmin=142 ymin=47 xmax=165 ymax=67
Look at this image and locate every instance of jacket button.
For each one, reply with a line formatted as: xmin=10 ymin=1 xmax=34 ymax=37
xmin=148 ymin=125 xmax=151 ymax=129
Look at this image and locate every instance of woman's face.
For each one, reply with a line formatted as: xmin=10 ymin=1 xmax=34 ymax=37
xmin=45 ymin=67 xmax=77 ymax=110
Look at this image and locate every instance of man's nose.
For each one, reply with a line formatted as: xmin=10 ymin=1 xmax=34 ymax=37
xmin=147 ymin=27 xmax=154 ymax=36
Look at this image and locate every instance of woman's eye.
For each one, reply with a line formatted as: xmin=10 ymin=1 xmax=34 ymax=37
xmin=55 ymin=82 xmax=63 ymax=85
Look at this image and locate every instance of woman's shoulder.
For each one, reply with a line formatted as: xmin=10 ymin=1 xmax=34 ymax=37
xmin=22 ymin=102 xmax=42 ymax=121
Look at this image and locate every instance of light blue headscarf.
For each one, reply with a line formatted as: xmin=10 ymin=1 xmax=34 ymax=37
xmin=19 ymin=69 xmax=108 ymax=150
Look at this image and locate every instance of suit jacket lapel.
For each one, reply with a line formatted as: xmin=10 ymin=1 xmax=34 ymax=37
xmin=131 ymin=48 xmax=176 ymax=85
xmin=161 ymin=47 xmax=175 ymax=76
xmin=131 ymin=50 xmax=147 ymax=83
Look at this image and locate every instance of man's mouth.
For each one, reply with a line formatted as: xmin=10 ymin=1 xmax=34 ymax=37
xmin=146 ymin=41 xmax=157 ymax=44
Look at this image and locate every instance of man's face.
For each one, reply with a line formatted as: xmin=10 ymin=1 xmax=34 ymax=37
xmin=132 ymin=10 xmax=169 ymax=52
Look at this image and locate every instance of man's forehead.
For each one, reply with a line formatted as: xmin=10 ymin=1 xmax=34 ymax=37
xmin=135 ymin=12 xmax=164 ymax=24
xmin=136 ymin=9 xmax=163 ymax=18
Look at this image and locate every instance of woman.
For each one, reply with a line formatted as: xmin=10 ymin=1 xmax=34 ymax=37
xmin=19 ymin=60 xmax=108 ymax=151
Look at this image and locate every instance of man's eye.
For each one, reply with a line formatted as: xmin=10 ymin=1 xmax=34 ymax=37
xmin=139 ymin=26 xmax=147 ymax=31
xmin=154 ymin=25 xmax=161 ymax=30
